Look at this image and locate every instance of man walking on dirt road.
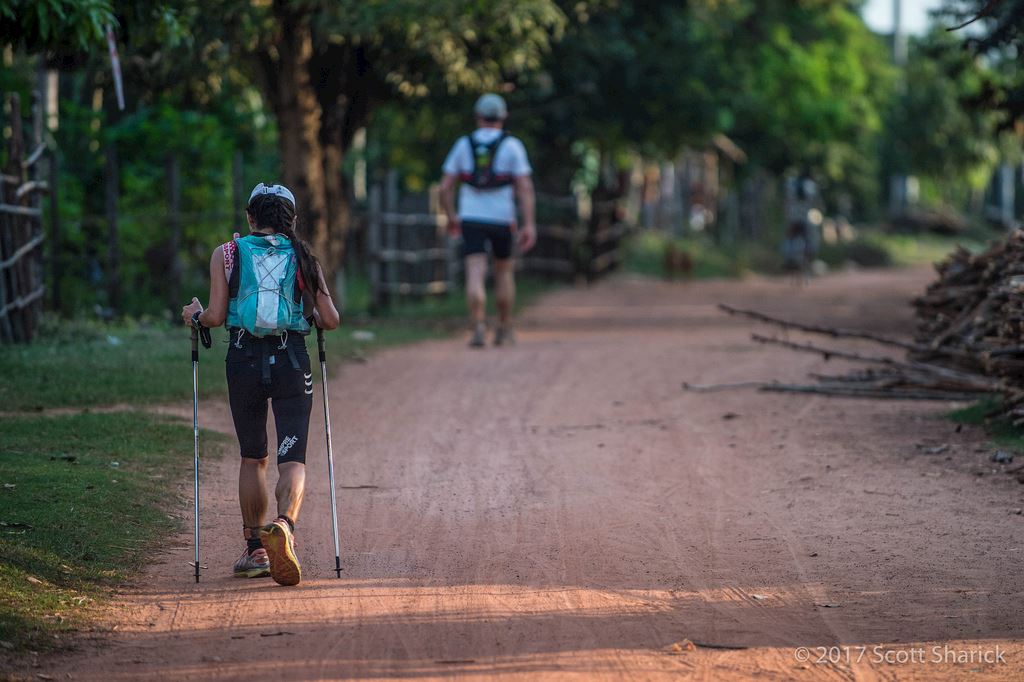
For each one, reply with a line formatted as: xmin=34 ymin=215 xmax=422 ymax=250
xmin=440 ymin=93 xmax=537 ymax=347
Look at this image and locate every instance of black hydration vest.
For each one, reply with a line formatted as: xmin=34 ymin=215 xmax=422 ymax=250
xmin=459 ymin=131 xmax=513 ymax=190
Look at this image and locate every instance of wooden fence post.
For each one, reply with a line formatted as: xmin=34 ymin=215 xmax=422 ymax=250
xmin=0 ymin=94 xmax=22 ymax=342
xmin=384 ymin=169 xmax=398 ymax=304
xmin=0 ymin=92 xmax=47 ymax=342
xmin=232 ymin=150 xmax=244 ymax=228
xmin=367 ymin=183 xmax=382 ymax=313
xmin=104 ymin=142 xmax=122 ymax=314
xmin=166 ymin=153 xmax=182 ymax=314
xmin=9 ymin=93 xmax=26 ymax=341
xmin=49 ymin=148 xmax=60 ymax=311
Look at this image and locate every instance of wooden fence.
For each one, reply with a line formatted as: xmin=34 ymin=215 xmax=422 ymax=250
xmin=364 ymin=183 xmax=630 ymax=310
xmin=1 ymin=93 xmax=48 ymax=343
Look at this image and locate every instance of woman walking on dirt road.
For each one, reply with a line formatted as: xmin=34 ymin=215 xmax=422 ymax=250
xmin=181 ymin=183 xmax=340 ymax=586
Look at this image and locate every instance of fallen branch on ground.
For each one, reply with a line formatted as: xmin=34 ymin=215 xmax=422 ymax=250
xmin=718 ymin=303 xmax=922 ymax=351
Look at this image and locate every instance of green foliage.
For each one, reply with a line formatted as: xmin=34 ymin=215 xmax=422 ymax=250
xmin=940 ymin=0 xmax=1024 ymax=129
xmin=0 ymin=412 xmax=226 ymax=652
xmin=51 ymin=81 xmax=278 ymax=315
xmin=0 ymin=0 xmax=114 ymax=53
xmin=718 ymin=0 xmax=896 ymax=187
xmin=2 ymin=0 xmax=1016 ymax=321
xmin=623 ymin=231 xmax=756 ymax=279
xmin=882 ymin=28 xmax=1003 ymax=201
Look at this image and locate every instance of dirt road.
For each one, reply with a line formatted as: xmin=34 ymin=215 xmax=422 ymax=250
xmin=32 ymin=268 xmax=1024 ymax=680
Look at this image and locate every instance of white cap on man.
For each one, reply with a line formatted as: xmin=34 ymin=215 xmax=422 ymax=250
xmin=474 ymin=93 xmax=508 ymax=121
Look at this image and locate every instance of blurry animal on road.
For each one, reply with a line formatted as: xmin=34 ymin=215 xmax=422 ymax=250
xmin=663 ymin=243 xmax=694 ymax=280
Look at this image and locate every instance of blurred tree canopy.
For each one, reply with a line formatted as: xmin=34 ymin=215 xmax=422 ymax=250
xmin=942 ymin=0 xmax=1024 ymax=127
xmin=883 ymin=27 xmax=1004 ymax=208
xmin=0 ymin=0 xmax=114 ymax=54
xmin=1 ymin=0 xmax=1019 ymax=316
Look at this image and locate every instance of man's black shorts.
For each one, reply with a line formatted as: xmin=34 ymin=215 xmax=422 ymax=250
xmin=461 ymin=221 xmax=514 ymax=260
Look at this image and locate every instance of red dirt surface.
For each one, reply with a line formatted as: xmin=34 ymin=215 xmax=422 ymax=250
xmin=20 ymin=268 xmax=1024 ymax=680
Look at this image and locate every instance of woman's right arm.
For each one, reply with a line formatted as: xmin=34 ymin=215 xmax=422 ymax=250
xmin=199 ymin=245 xmax=229 ymax=328
xmin=313 ymin=265 xmax=341 ymax=330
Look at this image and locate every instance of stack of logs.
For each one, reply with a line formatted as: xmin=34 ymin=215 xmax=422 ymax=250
xmin=910 ymin=230 xmax=1024 ymax=423
xmin=701 ymin=231 xmax=1024 ymax=424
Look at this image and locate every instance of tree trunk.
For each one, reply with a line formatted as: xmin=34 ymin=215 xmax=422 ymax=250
xmin=259 ymin=2 xmax=331 ymax=283
xmin=314 ymin=43 xmax=375 ymax=290
xmin=255 ymin=8 xmax=382 ymax=291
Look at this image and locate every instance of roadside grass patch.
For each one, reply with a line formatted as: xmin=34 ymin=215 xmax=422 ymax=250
xmin=342 ymin=271 xmax=554 ymax=320
xmin=622 ymin=232 xmax=754 ymax=279
xmin=821 ymin=231 xmax=988 ymax=270
xmin=0 ymin=319 xmax=230 ymax=412
xmin=0 ymin=318 xmax=451 ymax=413
xmin=623 ymin=227 xmax=995 ymax=281
xmin=948 ymin=398 xmax=1024 ymax=452
xmin=0 ymin=411 xmax=227 ymax=653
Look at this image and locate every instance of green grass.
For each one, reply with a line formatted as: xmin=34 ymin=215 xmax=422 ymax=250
xmin=820 ymin=231 xmax=989 ymax=270
xmin=0 ymin=411 xmax=227 ymax=652
xmin=948 ymin=398 xmax=1024 ymax=452
xmin=343 ymin=271 xmax=555 ymax=320
xmin=3 ymin=275 xmax=561 ymax=413
xmin=622 ymin=231 xmax=760 ymax=279
xmin=0 ymin=318 xmax=446 ymax=412
xmin=623 ymin=227 xmax=996 ymax=281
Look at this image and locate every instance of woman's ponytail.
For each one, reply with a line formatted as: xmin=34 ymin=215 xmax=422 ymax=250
xmin=246 ymin=193 xmax=323 ymax=298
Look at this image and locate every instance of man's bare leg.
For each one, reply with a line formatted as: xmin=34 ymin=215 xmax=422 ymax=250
xmin=494 ymin=258 xmax=516 ymax=345
xmin=494 ymin=258 xmax=515 ymax=327
xmin=465 ymin=253 xmax=488 ymax=346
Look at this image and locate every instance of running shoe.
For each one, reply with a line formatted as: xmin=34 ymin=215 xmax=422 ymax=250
xmin=493 ymin=326 xmax=515 ymax=346
xmin=468 ymin=323 xmax=486 ymax=348
xmin=233 ymin=547 xmax=271 ymax=579
xmin=259 ymin=519 xmax=301 ymax=586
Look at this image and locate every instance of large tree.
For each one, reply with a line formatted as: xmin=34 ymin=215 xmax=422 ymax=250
xmin=229 ymin=0 xmax=566 ymax=285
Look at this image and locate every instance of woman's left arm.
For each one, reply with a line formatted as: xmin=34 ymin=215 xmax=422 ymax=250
xmin=312 ymin=265 xmax=341 ymax=330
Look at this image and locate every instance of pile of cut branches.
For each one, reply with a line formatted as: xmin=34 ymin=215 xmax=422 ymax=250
xmin=701 ymin=305 xmax=1003 ymax=404
xmin=698 ymin=232 xmax=1024 ymax=424
xmin=911 ymin=230 xmax=1024 ymax=422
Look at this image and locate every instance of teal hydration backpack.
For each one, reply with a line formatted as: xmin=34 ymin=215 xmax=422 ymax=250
xmin=226 ymin=234 xmax=310 ymax=337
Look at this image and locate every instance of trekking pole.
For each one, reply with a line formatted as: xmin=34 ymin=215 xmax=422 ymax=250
xmin=190 ymin=325 xmax=201 ymax=583
xmin=188 ymin=317 xmax=210 ymax=582
xmin=316 ymin=325 xmax=343 ymax=577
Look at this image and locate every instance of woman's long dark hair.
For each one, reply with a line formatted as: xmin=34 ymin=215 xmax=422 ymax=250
xmin=245 ymin=193 xmax=322 ymax=298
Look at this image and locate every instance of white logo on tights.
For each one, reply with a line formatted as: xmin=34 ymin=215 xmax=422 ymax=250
xmin=278 ymin=435 xmax=299 ymax=459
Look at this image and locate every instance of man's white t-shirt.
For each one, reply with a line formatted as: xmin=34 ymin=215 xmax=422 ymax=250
xmin=442 ymin=128 xmax=532 ymax=226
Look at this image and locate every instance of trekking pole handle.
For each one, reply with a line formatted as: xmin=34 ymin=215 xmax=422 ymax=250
xmin=190 ymin=311 xmax=212 ymax=351
xmin=316 ymin=324 xmax=326 ymax=363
